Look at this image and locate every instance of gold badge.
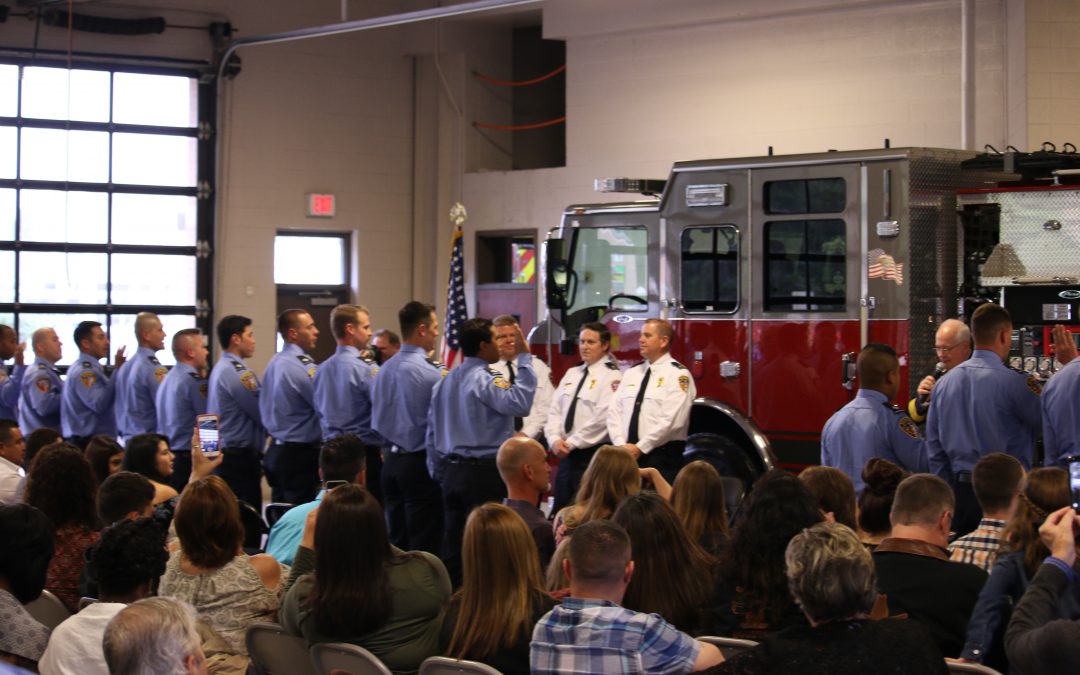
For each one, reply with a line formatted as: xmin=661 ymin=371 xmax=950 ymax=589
xmin=656 ymin=377 xmax=664 ymax=388
xmin=589 ymin=379 xmax=597 ymax=389
xmin=240 ymin=371 xmax=257 ymax=392
xmin=678 ymin=375 xmax=689 ymax=393
xmin=35 ymin=377 xmax=51 ymax=393
xmin=80 ymin=370 xmax=96 ymax=388
xmin=154 ymin=367 xmax=168 ymax=383
xmin=899 ymin=417 xmax=920 ymax=439
xmin=493 ymin=377 xmax=511 ymax=390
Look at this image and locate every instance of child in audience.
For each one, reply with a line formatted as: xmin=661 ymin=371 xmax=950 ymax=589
xmin=671 ymin=460 xmax=730 ymax=556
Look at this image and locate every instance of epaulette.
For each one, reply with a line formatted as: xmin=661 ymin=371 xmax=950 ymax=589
xmin=632 ymin=360 xmax=646 ymax=367
xmin=150 ymin=356 xmax=161 ymax=365
xmin=486 ymin=367 xmax=503 ymax=377
xmin=82 ymin=361 xmax=92 ymax=369
xmin=36 ymin=362 xmax=47 ymax=370
xmin=187 ymin=371 xmax=200 ymax=381
xmin=298 ymin=354 xmax=314 ymax=365
xmin=671 ymin=360 xmax=687 ymax=370
xmin=231 ymin=361 xmax=246 ymax=372
xmin=359 ymin=355 xmax=376 ymax=366
xmin=605 ymin=360 xmax=619 ymax=370
xmin=426 ymin=356 xmax=445 ymax=369
xmin=885 ymin=401 xmax=904 ymax=414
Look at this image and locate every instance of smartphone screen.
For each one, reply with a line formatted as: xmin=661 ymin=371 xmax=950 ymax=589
xmin=1070 ymin=457 xmax=1080 ymax=511
xmin=197 ymin=414 xmax=221 ymax=458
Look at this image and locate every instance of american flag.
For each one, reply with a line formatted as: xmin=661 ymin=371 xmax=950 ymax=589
xmin=867 ymin=248 xmax=904 ymax=285
xmin=440 ymin=226 xmax=468 ymax=368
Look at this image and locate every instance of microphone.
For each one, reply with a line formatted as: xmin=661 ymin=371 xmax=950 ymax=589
xmin=933 ymin=361 xmax=946 ymax=379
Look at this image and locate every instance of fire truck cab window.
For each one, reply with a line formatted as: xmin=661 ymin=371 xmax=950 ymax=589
xmin=681 ymin=226 xmax=738 ymax=313
xmin=764 ymin=178 xmax=846 ymax=214
xmin=764 ymin=219 xmax=846 ymax=312
xmin=569 ymin=226 xmax=648 ymax=312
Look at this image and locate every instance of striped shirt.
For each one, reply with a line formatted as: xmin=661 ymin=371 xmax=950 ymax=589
xmin=530 ymin=597 xmax=699 ymax=675
xmin=948 ymin=518 xmax=1006 ymax=573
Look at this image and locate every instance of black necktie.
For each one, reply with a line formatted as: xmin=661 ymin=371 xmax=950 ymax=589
xmin=626 ymin=367 xmax=650 ymax=444
xmin=563 ymin=366 xmax=590 ymax=433
xmin=507 ymin=361 xmax=523 ymax=431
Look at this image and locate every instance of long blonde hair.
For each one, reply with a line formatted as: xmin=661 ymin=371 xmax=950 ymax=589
xmin=561 ymin=445 xmax=640 ymax=531
xmin=447 ymin=503 xmax=548 ymax=660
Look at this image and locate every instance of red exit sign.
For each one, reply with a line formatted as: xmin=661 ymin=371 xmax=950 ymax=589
xmin=307 ymin=193 xmax=335 ymax=217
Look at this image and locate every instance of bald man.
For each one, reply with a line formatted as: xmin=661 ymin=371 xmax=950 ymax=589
xmin=155 ymin=329 xmax=209 ymax=492
xmin=821 ymin=343 xmax=928 ymax=494
xmin=497 ymin=437 xmax=555 ymax=568
xmin=908 ymin=318 xmax=972 ymax=423
xmin=19 ymin=328 xmax=62 ymax=434
xmin=115 ymin=312 xmax=168 ymax=440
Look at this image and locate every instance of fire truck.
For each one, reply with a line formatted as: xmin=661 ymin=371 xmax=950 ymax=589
xmin=530 ymin=147 xmax=1080 ymax=483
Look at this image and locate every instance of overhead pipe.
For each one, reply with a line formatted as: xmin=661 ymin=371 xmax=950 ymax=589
xmin=214 ymin=0 xmax=542 ymax=82
xmin=961 ymin=0 xmax=975 ymax=150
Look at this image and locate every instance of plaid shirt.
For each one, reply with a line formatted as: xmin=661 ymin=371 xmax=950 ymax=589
xmin=530 ymin=597 xmax=700 ymax=675
xmin=947 ymin=517 xmax=1006 ymax=573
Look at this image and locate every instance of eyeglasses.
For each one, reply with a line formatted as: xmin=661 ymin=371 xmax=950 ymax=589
xmin=934 ymin=342 xmax=965 ymax=355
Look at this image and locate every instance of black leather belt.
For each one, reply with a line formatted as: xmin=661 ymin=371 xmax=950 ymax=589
xmin=445 ymin=454 xmax=496 ymax=466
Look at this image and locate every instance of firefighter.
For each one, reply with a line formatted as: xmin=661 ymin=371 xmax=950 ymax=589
xmin=907 ymin=318 xmax=972 ymax=423
xmin=545 ymin=321 xmax=623 ymax=513
xmin=1041 ymin=324 xmax=1080 ymax=468
xmin=607 ymin=318 xmax=695 ymax=484
xmin=821 ymin=343 xmax=927 ymax=494
xmin=926 ymin=303 xmax=1042 ymax=537
xmin=61 ymin=321 xmax=126 ymax=448
xmin=114 ymin=312 xmax=167 ymax=442
xmin=489 ymin=314 xmax=554 ymax=440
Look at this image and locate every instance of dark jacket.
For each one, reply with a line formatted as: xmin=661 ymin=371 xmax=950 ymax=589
xmin=1004 ymin=560 xmax=1080 ymax=674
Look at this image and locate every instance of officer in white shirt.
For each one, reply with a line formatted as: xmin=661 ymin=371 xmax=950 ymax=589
xmin=544 ymin=322 xmax=622 ymax=512
xmin=607 ymin=318 xmax=695 ymax=483
xmin=489 ymin=315 xmax=553 ymax=440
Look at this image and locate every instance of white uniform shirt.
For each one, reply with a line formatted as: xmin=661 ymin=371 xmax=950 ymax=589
xmin=607 ymin=352 xmax=696 ymax=454
xmin=0 ymin=455 xmax=24 ymax=505
xmin=544 ymin=357 xmax=623 ymax=451
xmin=490 ymin=355 xmax=553 ymax=439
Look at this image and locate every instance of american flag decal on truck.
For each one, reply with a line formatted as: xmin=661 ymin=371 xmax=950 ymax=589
xmin=868 ymin=248 xmax=904 ymax=285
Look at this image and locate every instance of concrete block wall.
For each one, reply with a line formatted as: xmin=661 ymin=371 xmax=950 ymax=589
xmin=1027 ymin=0 xmax=1080 ymax=148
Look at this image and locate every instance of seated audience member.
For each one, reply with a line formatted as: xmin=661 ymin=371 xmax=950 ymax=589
xmin=873 ymin=473 xmax=987 ymax=658
xmin=552 ymin=445 xmax=641 ymax=545
xmin=799 ymin=465 xmax=858 ymax=532
xmin=529 ymin=519 xmax=723 ymax=674
xmin=39 ymin=518 xmax=168 ymax=675
xmin=25 ymin=443 xmax=100 ymax=611
xmin=159 ymin=476 xmax=287 ymax=657
xmin=280 ymin=484 xmax=449 ymax=674
xmin=497 ymin=437 xmax=556 ymax=569
xmin=948 ymin=452 xmax=1024 ymax=572
xmin=1004 ymin=506 xmax=1080 ymax=673
xmin=858 ymin=458 xmax=908 ymax=549
xmin=0 ymin=419 xmax=26 ymax=504
xmin=13 ymin=427 xmax=62 ymax=503
xmin=714 ymin=470 xmax=823 ymax=639
xmin=704 ymin=522 xmax=947 ymax=675
xmin=103 ymin=597 xmax=208 ymax=675
xmin=0 ymin=504 xmax=54 ymax=670
xmin=613 ymin=492 xmax=717 ymax=635
xmin=96 ymin=471 xmax=156 ymax=526
xmin=84 ymin=436 xmax=125 ymax=486
xmin=671 ymin=460 xmax=730 ymax=556
xmin=962 ymin=467 xmax=1073 ymax=670
xmin=122 ymin=433 xmax=178 ymax=507
xmin=441 ymin=503 xmax=556 ymax=675
xmin=265 ymin=434 xmax=367 ymax=565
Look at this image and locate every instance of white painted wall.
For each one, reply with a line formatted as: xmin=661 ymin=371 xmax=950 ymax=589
xmin=1027 ymin=0 xmax=1080 ymax=147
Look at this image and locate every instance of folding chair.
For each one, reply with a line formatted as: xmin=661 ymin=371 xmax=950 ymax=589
xmin=246 ymin=622 xmax=317 ymax=675
xmin=419 ymin=656 xmax=504 ymax=674
xmin=264 ymin=502 xmax=296 ymax=528
xmin=311 ymin=642 xmax=392 ymax=675
xmin=946 ymin=662 xmax=1003 ymax=674
xmin=23 ymin=589 xmax=72 ymax=630
xmin=696 ymin=635 xmax=759 ymax=659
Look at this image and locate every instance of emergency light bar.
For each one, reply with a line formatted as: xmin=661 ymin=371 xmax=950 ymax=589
xmin=594 ymin=177 xmax=667 ymax=194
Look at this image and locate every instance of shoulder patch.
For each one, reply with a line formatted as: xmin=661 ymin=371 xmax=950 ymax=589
xmin=240 ymin=371 xmax=258 ymax=392
xmin=898 ymin=416 xmax=920 ymax=439
xmin=611 ymin=380 xmax=621 ymax=392
xmin=80 ymin=370 xmax=96 ymax=389
xmin=671 ymin=360 xmax=687 ymax=370
xmin=678 ymin=374 xmax=690 ymax=392
xmin=493 ymin=377 xmax=511 ymax=390
xmin=307 ymin=366 xmax=317 ymax=379
xmin=35 ymin=377 xmax=51 ymax=393
xmin=154 ymin=366 xmax=169 ymax=383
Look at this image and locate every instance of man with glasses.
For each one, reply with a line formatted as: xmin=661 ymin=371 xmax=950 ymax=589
xmin=907 ymin=318 xmax=972 ymax=424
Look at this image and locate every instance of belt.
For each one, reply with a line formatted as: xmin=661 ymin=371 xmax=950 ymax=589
xmin=445 ymin=454 xmax=497 ymax=466
xmin=389 ymin=444 xmax=424 ymax=455
xmin=271 ymin=440 xmax=320 ymax=448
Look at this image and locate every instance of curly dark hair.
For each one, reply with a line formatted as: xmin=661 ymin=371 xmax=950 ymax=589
xmin=719 ymin=469 xmax=823 ymax=627
xmin=26 ymin=442 xmax=99 ymax=531
xmin=0 ymin=504 xmax=54 ymax=603
xmin=86 ymin=517 xmax=168 ymax=597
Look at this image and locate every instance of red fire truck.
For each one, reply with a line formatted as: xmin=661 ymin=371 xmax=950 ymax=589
xmin=531 ymin=147 xmax=1080 ymax=480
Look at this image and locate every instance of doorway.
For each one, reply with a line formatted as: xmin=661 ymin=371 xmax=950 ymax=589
xmin=274 ymin=232 xmax=351 ymax=363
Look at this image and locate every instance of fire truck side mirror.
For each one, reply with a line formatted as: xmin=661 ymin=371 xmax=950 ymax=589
xmin=546 ymin=239 xmax=570 ymax=310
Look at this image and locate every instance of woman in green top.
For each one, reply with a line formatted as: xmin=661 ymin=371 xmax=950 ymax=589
xmin=279 ymin=484 xmax=451 ymax=675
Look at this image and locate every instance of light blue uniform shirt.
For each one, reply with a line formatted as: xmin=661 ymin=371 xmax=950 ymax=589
xmin=820 ymin=388 xmax=927 ymax=494
xmin=259 ymin=343 xmax=320 ymax=443
xmin=313 ymin=345 xmax=383 ymax=444
xmin=207 ymin=352 xmax=265 ymax=450
xmin=0 ymin=363 xmax=25 ymax=421
xmin=1042 ymin=358 xmax=1080 ymax=468
xmin=371 ymin=344 xmax=444 ymax=453
xmin=114 ymin=346 xmax=166 ymax=437
xmin=61 ymin=351 xmax=118 ymax=437
xmin=927 ymin=349 xmax=1042 ymax=481
xmin=264 ymin=491 xmax=324 ymax=565
xmin=426 ymin=354 xmax=536 ymax=481
xmin=18 ymin=357 xmax=62 ymax=434
xmin=155 ymin=362 xmax=208 ymax=451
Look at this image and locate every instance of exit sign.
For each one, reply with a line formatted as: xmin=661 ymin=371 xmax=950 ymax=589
xmin=307 ymin=193 xmax=335 ymax=217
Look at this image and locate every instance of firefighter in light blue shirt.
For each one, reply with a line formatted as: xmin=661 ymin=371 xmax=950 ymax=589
xmin=1041 ymin=324 xmax=1080 ymax=468
xmin=207 ymin=315 xmax=265 ymax=509
xmin=314 ymin=305 xmax=383 ymax=445
xmin=114 ymin=313 xmax=168 ymax=440
xmin=370 ymin=301 xmax=446 ymax=555
xmin=0 ymin=325 xmax=26 ymax=422
xmin=821 ymin=343 xmax=927 ymax=494
xmin=259 ymin=309 xmax=321 ymax=504
xmin=19 ymin=328 xmax=64 ymax=435
xmin=155 ymin=329 xmax=209 ymax=493
xmin=427 ymin=317 xmax=536 ymax=583
xmin=927 ymin=304 xmax=1041 ymax=537
xmin=61 ymin=321 xmax=126 ymax=447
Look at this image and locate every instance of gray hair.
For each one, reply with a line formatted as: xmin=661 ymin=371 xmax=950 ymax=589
xmin=104 ymin=597 xmax=204 ymax=675
xmin=785 ymin=522 xmax=876 ymax=624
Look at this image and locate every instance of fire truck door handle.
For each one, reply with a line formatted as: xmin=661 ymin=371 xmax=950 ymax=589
xmin=841 ymin=352 xmax=857 ymax=390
